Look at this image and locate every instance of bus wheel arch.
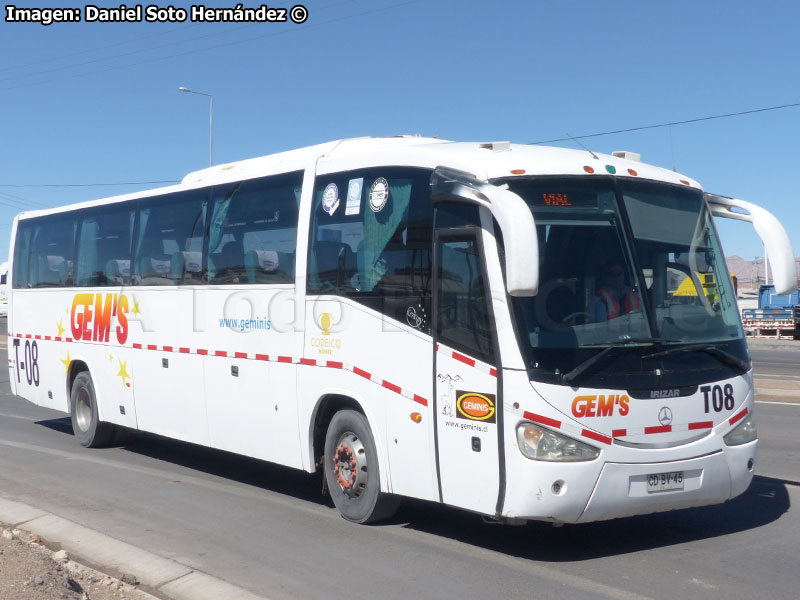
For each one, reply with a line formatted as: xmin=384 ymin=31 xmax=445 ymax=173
xmin=312 ymin=394 xmax=400 ymax=524
xmin=311 ymin=394 xmax=365 ymax=472
xmin=67 ymin=364 xmax=113 ymax=448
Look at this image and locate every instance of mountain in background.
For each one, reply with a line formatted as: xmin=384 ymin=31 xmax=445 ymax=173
xmin=725 ymin=255 xmax=800 ymax=290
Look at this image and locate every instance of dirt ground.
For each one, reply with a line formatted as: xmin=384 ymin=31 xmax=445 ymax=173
xmin=0 ymin=526 xmax=156 ymax=600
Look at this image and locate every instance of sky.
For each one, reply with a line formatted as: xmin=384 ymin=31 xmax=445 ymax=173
xmin=1 ymin=0 xmax=799 ymax=267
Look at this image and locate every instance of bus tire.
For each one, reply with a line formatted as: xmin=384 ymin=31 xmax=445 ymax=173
xmin=324 ymin=410 xmax=400 ymax=524
xmin=70 ymin=371 xmax=113 ymax=448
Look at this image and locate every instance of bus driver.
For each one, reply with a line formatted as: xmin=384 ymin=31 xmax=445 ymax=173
xmin=594 ymin=262 xmax=642 ymax=321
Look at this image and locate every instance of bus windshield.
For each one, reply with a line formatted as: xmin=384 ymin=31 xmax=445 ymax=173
xmin=496 ymin=176 xmax=748 ymax=388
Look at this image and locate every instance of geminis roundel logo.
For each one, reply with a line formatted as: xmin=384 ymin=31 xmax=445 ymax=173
xmin=456 ymin=391 xmax=496 ymax=423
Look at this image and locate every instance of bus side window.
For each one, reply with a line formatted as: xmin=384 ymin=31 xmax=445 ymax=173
xmin=307 ymin=167 xmax=433 ymax=333
xmin=26 ymin=215 xmax=77 ymax=288
xmin=208 ymin=172 xmax=301 ymax=286
xmin=134 ymin=190 xmax=208 ymax=286
xmin=76 ymin=206 xmax=134 ymax=287
xmin=437 ymin=236 xmax=495 ymax=364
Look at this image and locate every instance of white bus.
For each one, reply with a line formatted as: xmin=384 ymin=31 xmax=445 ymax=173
xmin=7 ymin=137 xmax=795 ymax=524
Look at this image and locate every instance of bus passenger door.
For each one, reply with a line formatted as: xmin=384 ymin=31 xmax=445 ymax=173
xmin=434 ymin=225 xmax=502 ymax=516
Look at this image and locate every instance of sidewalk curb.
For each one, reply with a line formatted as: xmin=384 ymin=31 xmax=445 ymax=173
xmin=0 ymin=497 xmax=270 ymax=600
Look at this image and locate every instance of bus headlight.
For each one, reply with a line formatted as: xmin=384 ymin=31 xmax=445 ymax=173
xmin=516 ymin=422 xmax=600 ymax=462
xmin=723 ymin=413 xmax=757 ymax=446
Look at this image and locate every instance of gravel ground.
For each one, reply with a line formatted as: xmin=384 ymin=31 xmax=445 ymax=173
xmin=0 ymin=526 xmax=156 ymax=600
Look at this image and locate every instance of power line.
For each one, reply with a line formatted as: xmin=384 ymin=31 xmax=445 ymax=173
xmin=0 ymin=23 xmax=199 ymax=74
xmin=530 ymin=102 xmax=800 ymax=144
xmin=0 ymin=0 xmax=359 ymax=79
xmin=0 ymin=0 xmax=420 ymax=93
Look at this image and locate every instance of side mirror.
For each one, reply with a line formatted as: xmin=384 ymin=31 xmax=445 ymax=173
xmin=705 ymin=193 xmax=796 ymax=295
xmin=430 ymin=167 xmax=539 ymax=296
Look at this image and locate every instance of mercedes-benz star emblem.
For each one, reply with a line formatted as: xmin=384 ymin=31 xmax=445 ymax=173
xmin=658 ymin=406 xmax=673 ymax=426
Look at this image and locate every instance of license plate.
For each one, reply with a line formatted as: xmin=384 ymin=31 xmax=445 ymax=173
xmin=647 ymin=471 xmax=684 ymax=493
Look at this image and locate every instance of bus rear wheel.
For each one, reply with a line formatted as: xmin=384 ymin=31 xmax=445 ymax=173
xmin=324 ymin=410 xmax=400 ymax=524
xmin=70 ymin=371 xmax=113 ymax=448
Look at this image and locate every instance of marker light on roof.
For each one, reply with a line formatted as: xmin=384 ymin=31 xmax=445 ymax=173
xmin=628 ymin=169 xmax=638 ymax=176
xmin=510 ymin=169 xmax=526 ymax=175
xmin=680 ymin=180 xmax=691 ymax=186
xmin=605 ymin=165 xmax=616 ymax=174
xmin=583 ymin=166 xmax=595 ymax=174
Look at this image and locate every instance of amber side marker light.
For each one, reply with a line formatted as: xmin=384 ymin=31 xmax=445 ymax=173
xmin=583 ymin=165 xmax=595 ymax=174
xmin=410 ymin=412 xmax=422 ymax=423
xmin=510 ymin=169 xmax=526 ymax=175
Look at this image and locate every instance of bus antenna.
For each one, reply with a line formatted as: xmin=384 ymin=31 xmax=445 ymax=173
xmin=566 ymin=132 xmax=598 ymax=160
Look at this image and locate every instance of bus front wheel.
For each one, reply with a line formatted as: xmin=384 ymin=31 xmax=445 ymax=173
xmin=70 ymin=371 xmax=113 ymax=448
xmin=324 ymin=410 xmax=400 ymax=524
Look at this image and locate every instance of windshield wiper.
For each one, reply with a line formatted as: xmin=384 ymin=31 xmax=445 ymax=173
xmin=643 ymin=344 xmax=750 ymax=372
xmin=561 ymin=338 xmax=678 ymax=384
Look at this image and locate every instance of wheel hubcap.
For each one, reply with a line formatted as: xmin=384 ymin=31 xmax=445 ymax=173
xmin=75 ymin=387 xmax=92 ymax=432
xmin=333 ymin=432 xmax=367 ymax=499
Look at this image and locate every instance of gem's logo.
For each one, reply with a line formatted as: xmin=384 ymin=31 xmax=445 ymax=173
xmin=571 ymin=394 xmax=630 ymax=418
xmin=71 ymin=293 xmax=129 ymax=345
xmin=456 ymin=391 xmax=496 ymax=423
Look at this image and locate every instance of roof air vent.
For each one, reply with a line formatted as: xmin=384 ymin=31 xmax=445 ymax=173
xmin=479 ymin=141 xmax=511 ymax=152
xmin=612 ymin=151 xmax=641 ymax=162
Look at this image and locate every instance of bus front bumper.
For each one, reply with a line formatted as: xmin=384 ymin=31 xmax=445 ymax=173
xmin=502 ymin=440 xmax=757 ymax=524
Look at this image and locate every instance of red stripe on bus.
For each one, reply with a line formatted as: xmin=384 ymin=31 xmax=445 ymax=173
xmin=162 ymin=346 xmax=173 ymax=352
xmin=326 ymin=361 xmax=343 ymax=369
xmin=44 ymin=336 xmax=51 ymax=341
xmin=197 ymin=349 xmax=208 ymax=355
xmin=645 ymin=425 xmax=672 ymax=434
xmin=147 ymin=344 xmax=158 ymax=350
xmin=179 ymin=347 xmax=191 ymax=354
xmin=489 ymin=367 xmax=498 ymax=377
xmin=413 ymin=394 xmax=428 ymax=407
xmin=55 ymin=337 xmax=62 ymax=341
xmin=277 ymin=356 xmax=293 ymax=363
xmin=133 ymin=343 xmax=142 ymax=349
xmin=66 ymin=338 xmax=73 ymax=343
xmin=382 ymin=380 xmax=402 ymax=394
xmin=581 ymin=429 xmax=612 ymax=445
xmin=34 ymin=335 xmax=41 ymax=340
xmin=215 ymin=350 xmax=227 ymax=357
xmin=612 ymin=429 xmax=627 ymax=437
xmin=353 ymin=366 xmax=371 ymax=380
xmin=16 ymin=333 xmax=22 ymax=338
xmin=523 ymin=411 xmax=561 ymax=429
xmin=255 ymin=353 xmax=269 ymax=361
xmin=300 ymin=358 xmax=316 ymax=366
xmin=235 ymin=352 xmax=248 ymax=359
xmin=689 ymin=421 xmax=714 ymax=430
xmin=729 ymin=408 xmax=748 ymax=426
xmin=25 ymin=334 xmax=31 ymax=338
xmin=451 ymin=351 xmax=476 ymax=368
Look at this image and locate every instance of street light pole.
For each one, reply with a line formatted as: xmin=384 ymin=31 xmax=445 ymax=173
xmin=179 ymin=86 xmax=214 ymax=167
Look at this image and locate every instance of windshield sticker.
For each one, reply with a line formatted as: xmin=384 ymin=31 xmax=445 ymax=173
xmin=346 ymin=178 xmax=363 ymax=216
xmin=369 ymin=177 xmax=389 ymax=212
xmin=406 ymin=304 xmax=427 ymax=330
xmin=322 ymin=183 xmax=339 ymax=216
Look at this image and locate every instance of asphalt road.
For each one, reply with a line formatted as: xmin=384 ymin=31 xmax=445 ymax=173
xmin=1 ymin=323 xmax=799 ymax=600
